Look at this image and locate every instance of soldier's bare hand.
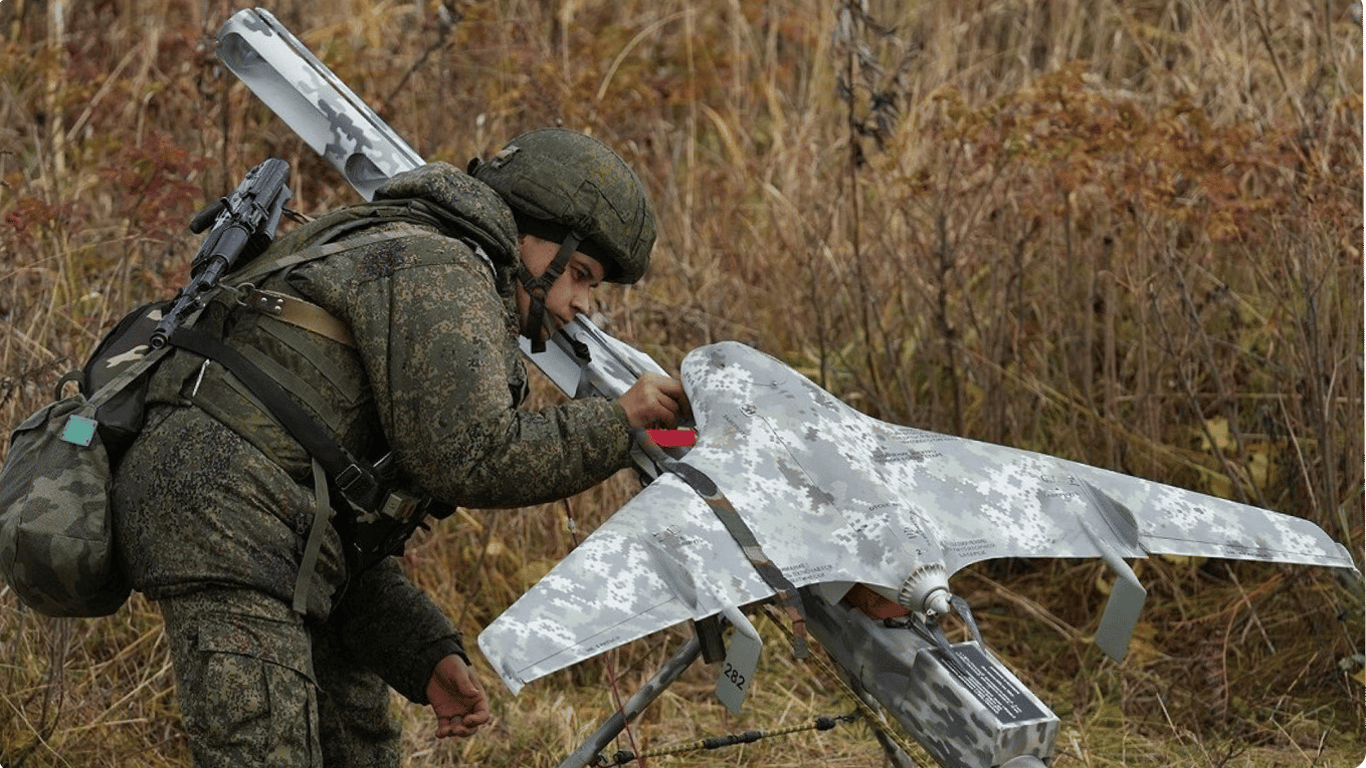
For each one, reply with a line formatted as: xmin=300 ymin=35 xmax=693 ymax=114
xmin=618 ymin=373 xmax=690 ymax=430
xmin=427 ymin=654 xmax=490 ymax=739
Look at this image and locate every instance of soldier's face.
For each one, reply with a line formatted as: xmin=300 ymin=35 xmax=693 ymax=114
xmin=516 ymin=234 xmax=607 ymax=340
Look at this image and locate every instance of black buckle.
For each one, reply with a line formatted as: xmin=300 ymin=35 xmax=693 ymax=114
xmin=335 ymin=463 xmax=379 ymax=508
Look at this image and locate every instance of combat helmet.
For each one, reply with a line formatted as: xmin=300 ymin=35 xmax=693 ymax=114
xmin=470 ymin=128 xmax=656 ymax=350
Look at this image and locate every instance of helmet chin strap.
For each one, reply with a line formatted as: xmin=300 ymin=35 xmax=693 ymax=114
xmin=518 ymin=231 xmax=583 ymax=353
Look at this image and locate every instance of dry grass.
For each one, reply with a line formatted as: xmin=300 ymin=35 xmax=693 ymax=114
xmin=1 ymin=0 xmax=1362 ymax=766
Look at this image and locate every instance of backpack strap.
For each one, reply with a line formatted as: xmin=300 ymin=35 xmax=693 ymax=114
xmin=238 ymin=288 xmax=356 ymax=348
xmin=225 ymin=216 xmax=502 ymax=353
xmin=166 ymin=325 xmax=399 ymax=610
xmin=166 ymin=327 xmax=387 ymax=512
xmin=228 ymin=212 xmax=442 ymax=287
xmin=222 ymin=220 xmax=446 ymax=351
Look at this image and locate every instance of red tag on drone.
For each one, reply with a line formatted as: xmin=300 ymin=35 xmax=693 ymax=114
xmin=647 ymin=429 xmax=696 ymax=448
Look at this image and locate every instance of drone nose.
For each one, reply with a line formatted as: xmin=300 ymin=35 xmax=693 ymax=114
xmin=924 ymin=589 xmax=952 ymax=618
xmin=898 ymin=562 xmax=953 ymax=616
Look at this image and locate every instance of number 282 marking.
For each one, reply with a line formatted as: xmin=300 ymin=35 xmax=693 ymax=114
xmin=722 ymin=662 xmax=747 ymax=689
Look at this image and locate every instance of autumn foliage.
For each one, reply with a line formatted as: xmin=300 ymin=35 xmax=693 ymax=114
xmin=0 ymin=1 xmax=1361 ymax=766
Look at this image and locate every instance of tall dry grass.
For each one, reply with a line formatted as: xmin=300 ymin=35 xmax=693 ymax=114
xmin=0 ymin=0 xmax=1361 ymax=766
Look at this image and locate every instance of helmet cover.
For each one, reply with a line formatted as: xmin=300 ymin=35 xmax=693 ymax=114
xmin=471 ymin=128 xmax=655 ymax=284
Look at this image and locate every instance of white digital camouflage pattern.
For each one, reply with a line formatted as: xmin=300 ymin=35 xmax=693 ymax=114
xmin=802 ymin=590 xmax=1059 ymax=768
xmin=479 ymin=341 xmax=1358 ymax=692
xmin=218 ymin=9 xmax=423 ymax=200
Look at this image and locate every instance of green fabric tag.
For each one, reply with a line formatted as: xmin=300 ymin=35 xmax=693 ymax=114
xmin=60 ymin=414 xmax=99 ymax=447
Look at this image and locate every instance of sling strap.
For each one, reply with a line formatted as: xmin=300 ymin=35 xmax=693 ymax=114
xmin=662 ymin=460 xmax=810 ymax=658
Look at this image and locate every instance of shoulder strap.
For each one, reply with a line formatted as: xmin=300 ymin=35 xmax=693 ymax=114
xmin=221 ymin=219 xmax=438 ymax=352
xmin=238 ymin=288 xmax=356 ymax=348
xmin=166 ymin=327 xmax=386 ymax=513
xmin=228 ymin=224 xmax=424 ymax=286
xmin=228 ymin=205 xmax=444 ymax=288
xmin=225 ymin=217 xmax=498 ymax=349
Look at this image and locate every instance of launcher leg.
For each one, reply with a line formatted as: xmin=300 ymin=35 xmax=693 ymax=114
xmin=554 ymin=635 xmax=703 ymax=768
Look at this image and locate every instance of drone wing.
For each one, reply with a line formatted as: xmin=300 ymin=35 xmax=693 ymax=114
xmin=477 ymin=341 xmax=1358 ymax=691
xmin=475 ymin=421 xmax=926 ymax=692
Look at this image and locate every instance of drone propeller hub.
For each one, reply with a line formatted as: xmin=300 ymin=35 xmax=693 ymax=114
xmin=898 ymin=563 xmax=952 ymax=616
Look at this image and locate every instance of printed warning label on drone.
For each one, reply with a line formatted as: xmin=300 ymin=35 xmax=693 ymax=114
xmin=934 ymin=645 xmax=1048 ymax=725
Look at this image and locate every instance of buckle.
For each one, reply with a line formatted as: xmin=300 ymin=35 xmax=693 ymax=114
xmin=335 ymin=463 xmax=379 ymax=505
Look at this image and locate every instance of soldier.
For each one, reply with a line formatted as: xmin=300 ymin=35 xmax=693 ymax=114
xmin=112 ymin=128 xmax=688 ymax=767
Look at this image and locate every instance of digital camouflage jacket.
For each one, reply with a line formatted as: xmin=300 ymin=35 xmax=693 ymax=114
xmin=113 ymin=163 xmax=635 ymax=701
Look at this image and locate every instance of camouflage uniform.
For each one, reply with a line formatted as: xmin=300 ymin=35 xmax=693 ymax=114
xmin=113 ymin=163 xmax=635 ymax=767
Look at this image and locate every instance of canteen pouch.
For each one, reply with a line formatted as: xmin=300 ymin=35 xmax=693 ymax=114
xmin=0 ymin=395 xmax=131 ymax=617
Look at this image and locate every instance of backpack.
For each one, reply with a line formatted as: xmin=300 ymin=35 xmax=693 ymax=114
xmin=0 ymin=157 xmax=292 ymax=617
xmin=0 ymin=206 xmax=458 ymax=617
xmin=0 ymin=303 xmax=172 ymax=616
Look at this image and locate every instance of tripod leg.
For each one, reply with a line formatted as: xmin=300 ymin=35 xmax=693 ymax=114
xmin=554 ymin=635 xmax=703 ymax=768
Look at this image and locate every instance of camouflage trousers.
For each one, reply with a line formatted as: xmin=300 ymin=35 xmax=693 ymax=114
xmin=160 ymin=586 xmax=401 ymax=768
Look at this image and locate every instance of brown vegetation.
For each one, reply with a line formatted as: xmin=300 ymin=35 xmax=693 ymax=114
xmin=0 ymin=0 xmax=1361 ymax=766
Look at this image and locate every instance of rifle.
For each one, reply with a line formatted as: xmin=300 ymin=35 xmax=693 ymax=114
xmin=149 ymin=157 xmax=292 ymax=349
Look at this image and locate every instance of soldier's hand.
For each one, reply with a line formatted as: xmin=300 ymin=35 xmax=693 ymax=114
xmin=427 ymin=654 xmax=490 ymax=739
xmin=618 ymin=373 xmax=691 ymax=430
